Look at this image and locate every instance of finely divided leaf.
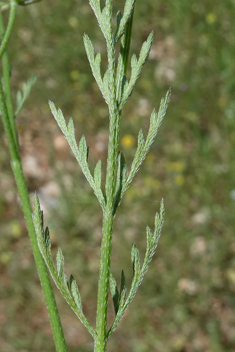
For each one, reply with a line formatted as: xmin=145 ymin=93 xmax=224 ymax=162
xmin=154 ymin=199 xmax=165 ymax=240
xmin=15 ymin=75 xmax=37 ymax=117
xmin=67 ymin=117 xmax=75 ymax=138
xmin=110 ymin=274 xmax=119 ymax=315
xmin=32 ymin=193 xmax=44 ymax=238
xmin=108 ymin=201 xmax=165 ymax=340
xmin=49 ymin=101 xmax=68 ymax=135
xmin=83 ymin=33 xmax=95 ymax=62
xmin=118 ymin=285 xmax=127 ymax=310
xmin=32 ymin=195 xmax=96 ymax=338
xmin=121 ymin=32 xmax=154 ymax=108
xmin=120 ymin=89 xmax=171 ymax=200
xmin=89 ymin=0 xmax=101 ymax=20
xmin=130 ymin=53 xmax=137 ymax=69
xmin=84 ymin=34 xmax=103 ymax=95
xmin=56 ymin=248 xmax=65 ymax=282
xmin=115 ymin=0 xmax=136 ymax=43
xmin=78 ymin=135 xmax=87 ymax=158
xmin=94 ymin=160 xmax=102 ymax=189
xmin=70 ymin=275 xmax=83 ymax=312
xmin=102 ymin=69 xmax=111 ymax=105
xmin=131 ymin=244 xmax=141 ymax=278
xmin=49 ymin=101 xmax=106 ymax=208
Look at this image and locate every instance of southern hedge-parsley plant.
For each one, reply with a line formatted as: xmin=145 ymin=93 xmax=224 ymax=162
xmin=1 ymin=0 xmax=170 ymax=351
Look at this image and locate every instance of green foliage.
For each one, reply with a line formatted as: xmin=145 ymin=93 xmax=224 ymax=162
xmin=0 ymin=3 xmax=67 ymax=350
xmin=108 ymin=200 xmax=164 ymax=338
xmin=15 ymin=75 xmax=37 ymax=117
xmin=49 ymin=101 xmax=106 ymax=210
xmin=1 ymin=0 xmax=170 ymax=350
xmin=2 ymin=0 xmax=235 ymax=351
xmin=33 ymin=0 xmax=170 ymax=350
xmin=32 ymin=194 xmax=96 ymax=338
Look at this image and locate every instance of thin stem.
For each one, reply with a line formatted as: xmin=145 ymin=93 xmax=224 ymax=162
xmin=0 ymin=81 xmax=68 ymax=352
xmin=0 ymin=7 xmax=68 ymax=350
xmin=0 ymin=0 xmax=17 ymax=59
xmin=95 ymin=2 xmax=120 ymax=351
xmin=0 ymin=13 xmax=19 ymax=149
xmin=95 ymin=3 xmax=135 ymax=351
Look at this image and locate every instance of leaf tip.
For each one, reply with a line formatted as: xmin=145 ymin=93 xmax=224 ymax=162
xmin=33 ymin=192 xmax=40 ymax=212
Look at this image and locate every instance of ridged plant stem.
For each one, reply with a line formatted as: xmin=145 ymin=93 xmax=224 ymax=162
xmin=94 ymin=3 xmax=134 ymax=351
xmin=0 ymin=8 xmax=67 ymax=352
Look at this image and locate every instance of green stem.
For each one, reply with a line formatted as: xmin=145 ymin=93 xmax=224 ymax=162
xmin=95 ymin=3 xmax=134 ymax=351
xmin=95 ymin=2 xmax=119 ymax=352
xmin=0 ymin=13 xmax=18 ymax=149
xmin=0 ymin=7 xmax=67 ymax=352
xmin=0 ymin=0 xmax=17 ymax=59
xmin=0 ymin=81 xmax=68 ymax=352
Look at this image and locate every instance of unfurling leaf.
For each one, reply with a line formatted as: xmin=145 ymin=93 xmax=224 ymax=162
xmin=15 ymin=75 xmax=37 ymax=117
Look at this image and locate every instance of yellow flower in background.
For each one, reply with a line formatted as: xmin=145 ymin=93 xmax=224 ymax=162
xmin=166 ymin=161 xmax=184 ymax=172
xmin=121 ymin=134 xmax=135 ymax=148
xmin=174 ymin=175 xmax=185 ymax=186
xmin=206 ymin=13 xmax=217 ymax=24
xmin=226 ymin=268 xmax=235 ymax=284
xmin=0 ymin=252 xmax=12 ymax=265
xmin=68 ymin=17 xmax=78 ymax=28
xmin=144 ymin=177 xmax=161 ymax=190
xmin=70 ymin=70 xmax=80 ymax=80
xmin=11 ymin=220 xmax=21 ymax=238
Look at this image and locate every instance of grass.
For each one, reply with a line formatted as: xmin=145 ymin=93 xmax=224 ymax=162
xmin=0 ymin=0 xmax=235 ymax=351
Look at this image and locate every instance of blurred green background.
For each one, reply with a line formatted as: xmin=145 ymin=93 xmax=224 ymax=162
xmin=0 ymin=0 xmax=235 ymax=351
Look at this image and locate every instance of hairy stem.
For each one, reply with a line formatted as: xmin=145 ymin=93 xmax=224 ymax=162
xmin=95 ymin=3 xmax=134 ymax=351
xmin=95 ymin=3 xmax=119 ymax=351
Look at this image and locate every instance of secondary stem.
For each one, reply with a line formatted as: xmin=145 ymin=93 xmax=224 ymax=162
xmin=0 ymin=8 xmax=67 ymax=352
xmin=0 ymin=80 xmax=68 ymax=352
xmin=0 ymin=0 xmax=17 ymax=59
xmin=0 ymin=13 xmax=19 ymax=149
